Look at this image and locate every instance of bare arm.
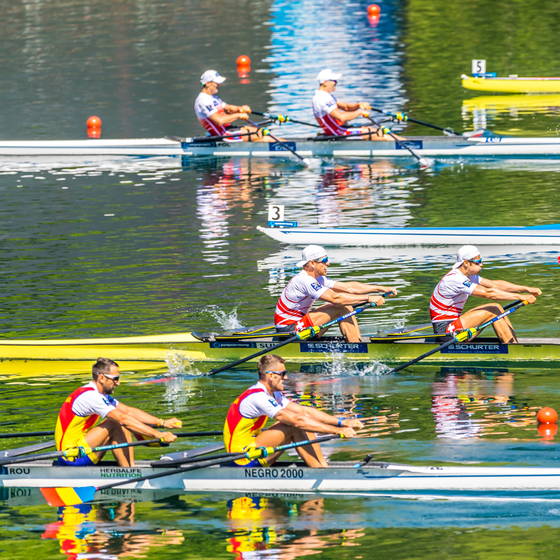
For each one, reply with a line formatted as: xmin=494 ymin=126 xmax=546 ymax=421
xmin=473 ymin=278 xmax=539 ymax=303
xmin=209 ymin=108 xmax=250 ymax=126
xmin=107 ymin=404 xmax=181 ymax=442
xmin=274 ymin=402 xmax=360 ymax=437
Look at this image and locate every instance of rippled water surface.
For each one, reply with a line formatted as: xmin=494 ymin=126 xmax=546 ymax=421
xmin=1 ymin=0 xmax=560 ymax=558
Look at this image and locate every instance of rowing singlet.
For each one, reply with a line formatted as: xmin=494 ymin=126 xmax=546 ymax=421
xmin=430 ymin=269 xmax=480 ymax=322
xmin=312 ymin=89 xmax=352 ymax=136
xmin=194 ymin=91 xmax=228 ymax=135
xmin=223 ymin=383 xmax=288 ymax=465
xmin=55 ymin=382 xmax=118 ymax=459
xmin=274 ymin=270 xmax=335 ymax=327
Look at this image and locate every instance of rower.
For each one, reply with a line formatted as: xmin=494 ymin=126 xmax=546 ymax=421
xmin=312 ymin=69 xmax=403 ymax=140
xmin=54 ymin=357 xmax=181 ymax=467
xmin=274 ymin=244 xmax=397 ymax=342
xmin=223 ymin=354 xmax=363 ymax=467
xmin=430 ymin=245 xmax=542 ymax=342
xmin=194 ymin=69 xmax=272 ymax=142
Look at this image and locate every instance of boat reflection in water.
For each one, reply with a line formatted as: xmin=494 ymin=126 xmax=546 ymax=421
xmin=226 ymin=495 xmax=365 ymax=559
xmin=432 ymin=366 xmax=536 ymax=441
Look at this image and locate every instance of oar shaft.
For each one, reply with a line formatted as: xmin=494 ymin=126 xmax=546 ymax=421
xmin=252 ymin=111 xmax=321 ymax=129
xmin=365 ymin=115 xmax=423 ymax=164
xmin=0 ymin=430 xmax=53 ymax=439
xmin=370 ymin=107 xmax=460 ymax=135
xmin=390 ymin=300 xmax=527 ymax=374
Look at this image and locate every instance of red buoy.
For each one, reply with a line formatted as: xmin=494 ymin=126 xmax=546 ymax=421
xmin=236 ymin=55 xmax=251 ymax=69
xmin=367 ymin=4 xmax=381 ymax=16
xmin=86 ymin=115 xmax=103 ymax=128
xmin=537 ymin=407 xmax=558 ymax=424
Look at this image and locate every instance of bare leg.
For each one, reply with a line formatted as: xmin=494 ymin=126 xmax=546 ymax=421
xmin=255 ymin=423 xmax=328 ymax=467
xmin=85 ymin=418 xmax=135 ymax=466
xmin=309 ymin=304 xmax=362 ymax=342
xmin=459 ymin=303 xmax=518 ymax=343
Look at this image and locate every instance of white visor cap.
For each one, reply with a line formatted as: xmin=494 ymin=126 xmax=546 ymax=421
xmin=200 ymin=70 xmax=226 ymax=85
xmin=452 ymin=245 xmax=481 ymax=269
xmin=297 ymin=245 xmax=328 ymax=267
xmin=317 ymin=69 xmax=342 ymax=84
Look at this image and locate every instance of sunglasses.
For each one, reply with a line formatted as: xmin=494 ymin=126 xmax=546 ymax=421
xmin=468 ymin=258 xmax=483 ymax=265
xmin=314 ymin=256 xmax=329 ymax=264
xmin=265 ymin=370 xmax=287 ymax=378
xmin=104 ymin=374 xmax=120 ymax=382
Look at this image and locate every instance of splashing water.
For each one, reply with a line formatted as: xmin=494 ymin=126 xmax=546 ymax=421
xmin=205 ymin=305 xmax=244 ymax=331
xmin=317 ymin=353 xmax=393 ymax=377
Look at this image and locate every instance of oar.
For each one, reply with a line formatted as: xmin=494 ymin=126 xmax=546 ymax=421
xmin=369 ymin=107 xmax=461 ymax=136
xmin=247 ymin=118 xmax=313 ymax=166
xmin=0 ymin=430 xmax=54 ymax=439
xmin=0 ymin=430 xmax=222 ymax=466
xmin=364 ymin=115 xmax=431 ymax=168
xmin=252 ymin=110 xmax=322 ymax=129
xmin=0 ymin=438 xmax=171 ymax=467
xmin=389 ymin=300 xmax=528 ymax=374
xmin=1 ymin=440 xmax=55 ymax=459
xmin=44 ymin=433 xmax=343 ymax=506
xmin=177 ymin=121 xmax=274 ymax=144
xmin=208 ymin=294 xmax=392 ymax=376
xmin=0 ymin=429 xmax=221 ymax=440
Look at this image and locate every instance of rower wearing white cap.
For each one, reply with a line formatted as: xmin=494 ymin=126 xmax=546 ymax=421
xmin=194 ymin=70 xmax=272 ymax=141
xmin=274 ymin=245 xmax=398 ymax=342
xmin=430 ymin=245 xmax=542 ymax=343
xmin=312 ymin=69 xmax=399 ymax=139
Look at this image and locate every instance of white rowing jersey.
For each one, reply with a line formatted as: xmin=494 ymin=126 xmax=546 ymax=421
xmin=430 ymin=268 xmax=480 ymax=322
xmin=71 ymin=381 xmax=119 ymax=418
xmin=274 ymin=270 xmax=335 ymax=326
xmin=312 ymin=89 xmax=350 ymax=136
xmin=194 ymin=91 xmax=227 ymax=135
xmin=238 ymin=381 xmax=290 ymax=419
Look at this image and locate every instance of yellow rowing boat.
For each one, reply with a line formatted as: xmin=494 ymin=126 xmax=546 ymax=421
xmin=461 ymin=74 xmax=560 ymax=94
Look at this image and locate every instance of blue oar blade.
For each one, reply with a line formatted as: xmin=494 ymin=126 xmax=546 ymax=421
xmin=40 ymin=485 xmax=97 ymax=507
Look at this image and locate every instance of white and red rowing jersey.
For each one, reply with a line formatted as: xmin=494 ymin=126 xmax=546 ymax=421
xmin=274 ymin=270 xmax=335 ymax=326
xmin=430 ymin=268 xmax=480 ymax=322
xmin=194 ymin=91 xmax=227 ymax=135
xmin=312 ymin=89 xmax=351 ymax=136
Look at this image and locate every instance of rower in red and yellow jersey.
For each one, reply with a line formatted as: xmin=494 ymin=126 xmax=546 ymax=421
xmin=223 ymin=354 xmax=363 ymax=468
xmin=54 ymin=357 xmax=182 ymax=467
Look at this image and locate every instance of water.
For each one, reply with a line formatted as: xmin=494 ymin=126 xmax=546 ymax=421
xmin=1 ymin=0 xmax=560 ymax=557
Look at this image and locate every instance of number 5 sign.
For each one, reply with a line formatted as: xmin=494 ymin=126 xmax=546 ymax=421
xmin=472 ymin=59 xmax=486 ymax=74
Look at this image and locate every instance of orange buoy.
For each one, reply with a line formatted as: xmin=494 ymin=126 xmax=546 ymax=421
xmin=87 ymin=127 xmax=102 ymax=139
xmin=235 ymin=54 xmax=251 ymax=69
xmin=538 ymin=422 xmax=558 ymax=440
xmin=537 ymin=407 xmax=558 ymax=424
xmin=86 ymin=115 xmax=102 ymax=128
xmin=367 ymin=4 xmax=381 ymax=16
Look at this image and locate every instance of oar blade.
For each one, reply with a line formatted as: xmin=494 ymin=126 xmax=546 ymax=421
xmin=40 ymin=485 xmax=96 ymax=507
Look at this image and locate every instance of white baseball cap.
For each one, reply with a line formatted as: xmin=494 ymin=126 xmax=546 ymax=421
xmin=200 ymin=70 xmax=226 ymax=85
xmin=452 ymin=245 xmax=481 ymax=269
xmin=317 ymin=69 xmax=342 ymax=84
xmin=297 ymin=245 xmax=328 ymax=267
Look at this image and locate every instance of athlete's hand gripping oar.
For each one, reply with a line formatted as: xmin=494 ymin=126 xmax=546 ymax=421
xmin=208 ymin=293 xmax=393 ymax=376
xmin=0 ymin=431 xmax=222 ymax=466
xmin=252 ymin=111 xmax=322 ymax=129
xmin=364 ymin=115 xmax=431 ymax=169
xmin=369 ymin=107 xmax=461 ymax=136
xmin=389 ymin=300 xmax=528 ymax=374
xmin=44 ymin=433 xmax=345 ymax=506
